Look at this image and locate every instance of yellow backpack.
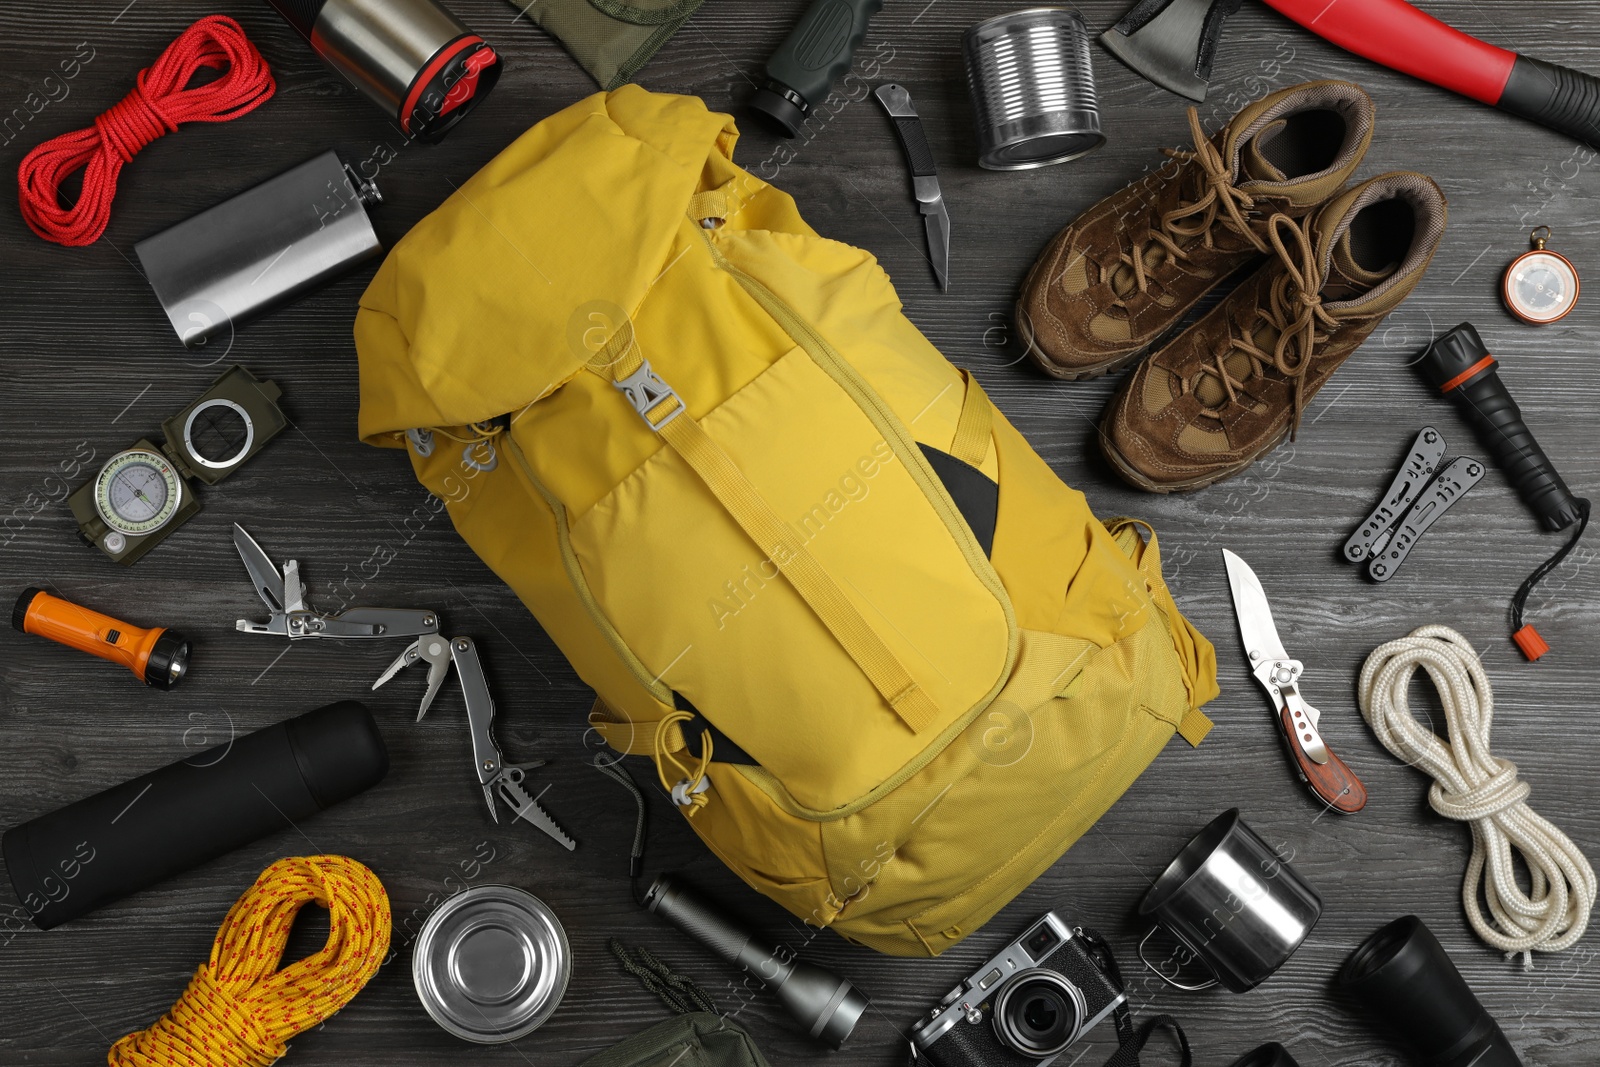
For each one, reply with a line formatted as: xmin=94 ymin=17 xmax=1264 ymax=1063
xmin=354 ymin=87 xmax=1219 ymax=957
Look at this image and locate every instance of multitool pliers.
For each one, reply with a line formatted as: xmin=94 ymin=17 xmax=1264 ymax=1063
xmin=232 ymin=523 xmax=575 ymax=850
xmin=373 ymin=633 xmax=574 ymax=851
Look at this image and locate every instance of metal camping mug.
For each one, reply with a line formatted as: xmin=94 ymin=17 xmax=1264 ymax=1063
xmin=962 ymin=7 xmax=1106 ymax=170
xmin=1137 ymin=809 xmax=1322 ymax=993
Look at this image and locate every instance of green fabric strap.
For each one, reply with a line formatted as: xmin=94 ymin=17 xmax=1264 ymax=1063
xmin=577 ymin=1012 xmax=772 ymax=1067
xmin=510 ymin=0 xmax=707 ymax=90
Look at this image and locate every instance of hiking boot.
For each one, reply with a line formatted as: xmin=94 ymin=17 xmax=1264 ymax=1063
xmin=1017 ymin=80 xmax=1375 ymax=380
xmin=1099 ymin=172 xmax=1448 ymax=493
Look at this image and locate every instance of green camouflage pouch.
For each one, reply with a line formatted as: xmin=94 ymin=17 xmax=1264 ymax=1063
xmin=578 ymin=1013 xmax=772 ymax=1067
xmin=511 ymin=0 xmax=706 ymax=90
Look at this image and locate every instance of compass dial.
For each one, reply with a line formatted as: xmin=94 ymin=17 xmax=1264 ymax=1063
xmin=1504 ymin=250 xmax=1579 ymax=325
xmin=93 ymin=449 xmax=183 ymax=535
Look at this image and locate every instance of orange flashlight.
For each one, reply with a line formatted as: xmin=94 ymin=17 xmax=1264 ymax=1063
xmin=12 ymin=587 xmax=190 ymax=689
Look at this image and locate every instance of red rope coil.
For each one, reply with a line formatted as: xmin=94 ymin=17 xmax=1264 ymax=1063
xmin=17 ymin=15 xmax=275 ymax=247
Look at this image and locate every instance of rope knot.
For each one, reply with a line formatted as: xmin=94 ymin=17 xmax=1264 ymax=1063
xmin=162 ymin=966 xmax=284 ymax=1065
xmin=94 ymin=85 xmax=174 ymax=163
xmin=1201 ymin=164 xmax=1235 ymax=196
xmin=1429 ymin=761 xmax=1530 ymax=822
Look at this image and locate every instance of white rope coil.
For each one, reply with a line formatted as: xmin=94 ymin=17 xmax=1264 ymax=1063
xmin=1358 ymin=625 xmax=1595 ymax=962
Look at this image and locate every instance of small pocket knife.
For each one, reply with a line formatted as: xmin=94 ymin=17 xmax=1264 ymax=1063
xmin=875 ymin=83 xmax=951 ymax=291
xmin=1223 ymin=549 xmax=1368 ymax=815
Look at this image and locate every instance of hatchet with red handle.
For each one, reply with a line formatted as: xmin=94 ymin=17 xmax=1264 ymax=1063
xmin=1261 ymin=0 xmax=1600 ymax=146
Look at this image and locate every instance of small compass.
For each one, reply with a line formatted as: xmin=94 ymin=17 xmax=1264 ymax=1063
xmin=67 ymin=366 xmax=287 ymax=566
xmin=94 ymin=449 xmax=183 ymax=538
xmin=1503 ymin=226 xmax=1579 ymax=325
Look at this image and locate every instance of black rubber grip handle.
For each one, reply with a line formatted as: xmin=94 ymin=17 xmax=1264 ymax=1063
xmin=891 ymin=116 xmax=937 ymax=177
xmin=1417 ymin=323 xmax=1584 ymax=531
xmin=2 ymin=701 xmax=387 ymax=929
xmin=765 ymin=0 xmax=884 ymax=107
xmin=1498 ymin=54 xmax=1600 ymax=148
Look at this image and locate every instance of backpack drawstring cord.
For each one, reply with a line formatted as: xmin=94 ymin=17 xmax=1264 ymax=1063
xmin=654 ymin=711 xmax=713 ymax=814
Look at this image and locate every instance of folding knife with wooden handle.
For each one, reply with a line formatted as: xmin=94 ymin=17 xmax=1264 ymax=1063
xmin=1223 ymin=549 xmax=1368 ymax=815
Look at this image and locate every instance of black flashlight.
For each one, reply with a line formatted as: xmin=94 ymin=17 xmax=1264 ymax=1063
xmin=1339 ymin=916 xmax=1522 ymax=1067
xmin=1417 ymin=323 xmax=1590 ymax=660
xmin=1418 ymin=323 xmax=1583 ymax=531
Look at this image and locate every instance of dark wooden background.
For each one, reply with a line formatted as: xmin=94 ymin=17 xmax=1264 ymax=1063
xmin=2 ymin=1 xmax=1597 ymax=1064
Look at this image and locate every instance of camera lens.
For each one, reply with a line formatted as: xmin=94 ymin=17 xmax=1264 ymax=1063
xmin=993 ymin=970 xmax=1087 ymax=1057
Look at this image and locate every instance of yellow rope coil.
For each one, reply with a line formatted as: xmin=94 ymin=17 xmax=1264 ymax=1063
xmin=108 ymin=855 xmax=392 ymax=1067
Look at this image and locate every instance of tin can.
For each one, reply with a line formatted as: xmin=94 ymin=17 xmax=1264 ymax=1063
xmin=963 ymin=8 xmax=1105 ymax=170
xmin=412 ymin=885 xmax=571 ymax=1043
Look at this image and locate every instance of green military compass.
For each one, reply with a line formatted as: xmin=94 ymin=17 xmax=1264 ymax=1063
xmin=70 ymin=366 xmax=287 ymax=565
xmin=93 ymin=449 xmax=185 ymax=537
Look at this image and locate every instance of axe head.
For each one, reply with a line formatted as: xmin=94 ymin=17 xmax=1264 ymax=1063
xmin=1100 ymin=0 xmax=1244 ymax=102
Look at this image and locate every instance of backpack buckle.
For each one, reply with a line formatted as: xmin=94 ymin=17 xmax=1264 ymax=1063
xmin=614 ymin=359 xmax=685 ymax=431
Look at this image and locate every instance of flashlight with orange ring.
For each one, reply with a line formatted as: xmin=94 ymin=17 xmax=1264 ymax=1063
xmin=1418 ymin=324 xmax=1591 ymax=662
xmin=13 ymin=588 xmax=190 ymax=689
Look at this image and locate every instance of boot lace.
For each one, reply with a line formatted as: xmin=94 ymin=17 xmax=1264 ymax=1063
xmin=1188 ymin=213 xmax=1337 ymax=438
xmin=1111 ymin=107 xmax=1269 ymax=308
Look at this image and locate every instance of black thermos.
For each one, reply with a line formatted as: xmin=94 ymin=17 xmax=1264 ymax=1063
xmin=3 ymin=701 xmax=388 ymax=929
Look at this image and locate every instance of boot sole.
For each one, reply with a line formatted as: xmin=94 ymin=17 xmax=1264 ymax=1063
xmin=1015 ymin=304 xmax=1148 ymax=382
xmin=1100 ymin=422 xmax=1293 ymax=494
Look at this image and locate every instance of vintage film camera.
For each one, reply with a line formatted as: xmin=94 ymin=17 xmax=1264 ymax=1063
xmin=911 ymin=911 xmax=1126 ymax=1067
